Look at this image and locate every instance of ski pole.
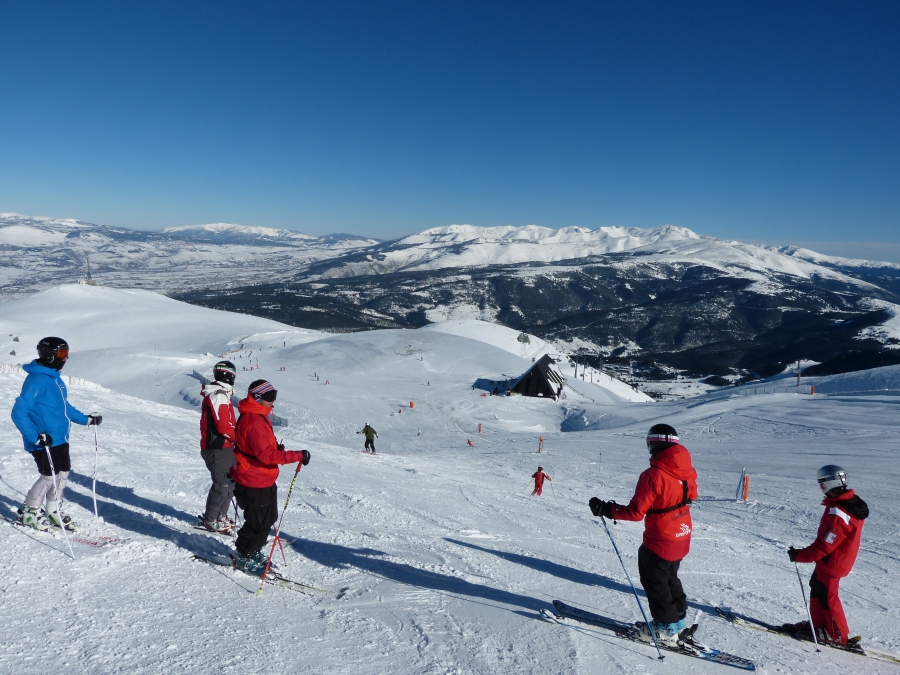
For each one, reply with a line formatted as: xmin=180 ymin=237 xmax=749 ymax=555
xmin=258 ymin=461 xmax=303 ymax=593
xmin=550 ymin=481 xmax=558 ymax=502
xmin=795 ymin=562 xmax=820 ymax=652
xmin=92 ymin=426 xmax=99 ymax=519
xmin=600 ymin=516 xmax=663 ymax=661
xmin=44 ymin=443 xmax=76 ymax=560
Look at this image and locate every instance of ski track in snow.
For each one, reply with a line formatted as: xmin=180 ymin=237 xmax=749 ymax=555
xmin=0 ymin=286 xmax=898 ymax=673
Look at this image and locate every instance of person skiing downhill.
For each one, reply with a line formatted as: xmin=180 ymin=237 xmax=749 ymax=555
xmin=531 ymin=466 xmax=551 ymax=496
xmin=588 ymin=423 xmax=699 ymax=648
xmin=198 ymin=361 xmax=237 ymax=533
xmin=784 ymin=465 xmax=868 ymax=646
xmin=358 ymin=423 xmax=378 ymax=453
xmin=10 ymin=337 xmax=102 ymax=531
xmin=230 ymin=380 xmax=310 ymax=575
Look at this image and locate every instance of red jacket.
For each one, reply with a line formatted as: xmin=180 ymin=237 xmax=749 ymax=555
xmin=231 ymin=398 xmax=304 ymax=488
xmin=610 ymin=444 xmax=699 ymax=562
xmin=200 ymin=382 xmax=236 ymax=451
xmin=533 ymin=471 xmax=550 ymax=487
xmin=794 ymin=489 xmax=868 ymax=578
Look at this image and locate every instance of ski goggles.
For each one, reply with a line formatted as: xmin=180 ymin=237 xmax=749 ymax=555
xmin=646 ymin=432 xmax=678 ymax=444
xmin=55 ymin=347 xmax=70 ymax=359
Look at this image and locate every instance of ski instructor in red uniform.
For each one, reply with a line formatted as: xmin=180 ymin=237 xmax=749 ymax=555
xmin=589 ymin=423 xmax=699 ymax=647
xmin=785 ymin=464 xmax=868 ymax=647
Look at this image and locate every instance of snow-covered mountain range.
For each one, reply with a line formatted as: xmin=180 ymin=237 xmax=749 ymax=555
xmin=4 ymin=213 xmax=900 ymax=379
xmin=0 ymin=213 xmax=378 ymax=299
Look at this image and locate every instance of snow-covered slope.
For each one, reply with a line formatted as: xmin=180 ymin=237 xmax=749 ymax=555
xmin=0 ymin=285 xmax=325 ymax=403
xmin=420 ymin=319 xmax=550 ymax=361
xmin=1 ymin=286 xmax=898 ymax=674
xmin=421 ymin=319 xmax=653 ymax=403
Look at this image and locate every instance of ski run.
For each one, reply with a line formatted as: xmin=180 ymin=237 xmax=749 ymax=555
xmin=1 ymin=285 xmax=900 ymax=674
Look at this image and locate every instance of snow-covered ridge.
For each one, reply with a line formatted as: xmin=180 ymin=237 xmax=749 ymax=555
xmin=162 ymin=222 xmax=317 ymax=242
xmin=315 ymin=222 xmax=876 ymax=291
xmin=770 ymin=244 xmax=900 ymax=270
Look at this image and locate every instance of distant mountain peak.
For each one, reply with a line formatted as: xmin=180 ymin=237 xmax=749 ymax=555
xmin=163 ymin=223 xmax=317 ymax=241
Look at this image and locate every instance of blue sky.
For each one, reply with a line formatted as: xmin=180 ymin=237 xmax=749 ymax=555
xmin=1 ymin=2 xmax=898 ymax=258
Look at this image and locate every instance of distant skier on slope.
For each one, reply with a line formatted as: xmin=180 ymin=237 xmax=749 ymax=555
xmin=231 ymin=380 xmax=310 ymax=575
xmin=358 ymin=423 xmax=378 ymax=454
xmin=198 ymin=360 xmax=237 ymax=534
xmin=783 ymin=465 xmax=868 ymax=646
xmin=588 ymin=423 xmax=698 ymax=648
xmin=10 ymin=337 xmax=102 ymax=531
xmin=531 ymin=466 xmax=551 ymax=496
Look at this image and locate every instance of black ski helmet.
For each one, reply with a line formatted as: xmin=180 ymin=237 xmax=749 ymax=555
xmin=646 ymin=423 xmax=679 ymax=453
xmin=213 ymin=360 xmax=236 ymax=385
xmin=538 ymin=466 xmax=543 ymax=472
xmin=817 ymin=465 xmax=848 ymax=494
xmin=36 ymin=337 xmax=70 ymax=370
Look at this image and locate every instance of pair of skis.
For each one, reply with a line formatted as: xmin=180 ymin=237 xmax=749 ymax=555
xmin=192 ymin=553 xmax=349 ymax=599
xmin=715 ymin=606 xmax=900 ymax=665
xmin=543 ymin=599 xmax=900 ymax=669
xmin=542 ymin=600 xmax=757 ymax=670
xmin=3 ymin=514 xmax=128 ymax=549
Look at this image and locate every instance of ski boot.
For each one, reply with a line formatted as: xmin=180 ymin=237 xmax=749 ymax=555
xmin=198 ymin=515 xmax=234 ymax=534
xmin=233 ymin=549 xmax=268 ymax=577
xmin=44 ymin=501 xmax=76 ymax=531
xmin=18 ymin=505 xmax=49 ymax=532
xmin=636 ymin=620 xmax=682 ymax=648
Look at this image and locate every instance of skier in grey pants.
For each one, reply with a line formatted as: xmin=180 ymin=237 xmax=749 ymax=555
xmin=199 ymin=361 xmax=238 ymax=533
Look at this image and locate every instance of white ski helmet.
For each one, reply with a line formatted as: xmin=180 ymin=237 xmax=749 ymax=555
xmin=817 ymin=465 xmax=848 ymax=494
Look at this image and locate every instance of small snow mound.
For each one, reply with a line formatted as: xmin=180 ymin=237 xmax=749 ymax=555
xmin=419 ymin=320 xmax=548 ymax=360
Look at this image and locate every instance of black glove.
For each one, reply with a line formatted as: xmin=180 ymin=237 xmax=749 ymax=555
xmin=788 ymin=546 xmax=798 ymax=562
xmin=277 ymin=442 xmax=285 ymax=452
xmin=301 ymin=449 xmax=311 ymax=466
xmin=589 ymin=497 xmax=615 ymax=519
xmin=37 ymin=432 xmax=53 ymax=447
xmin=88 ymin=413 xmax=102 ymax=426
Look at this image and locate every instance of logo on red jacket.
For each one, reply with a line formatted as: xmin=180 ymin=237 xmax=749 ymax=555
xmin=675 ymin=523 xmax=692 ymax=538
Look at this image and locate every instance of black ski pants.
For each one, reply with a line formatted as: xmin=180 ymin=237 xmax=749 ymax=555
xmin=234 ymin=482 xmax=278 ymax=556
xmin=365 ymin=438 xmax=376 ymax=452
xmin=638 ymin=544 xmax=688 ymax=624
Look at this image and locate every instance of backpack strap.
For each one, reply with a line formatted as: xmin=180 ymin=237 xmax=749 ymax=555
xmin=646 ymin=480 xmax=691 ymax=515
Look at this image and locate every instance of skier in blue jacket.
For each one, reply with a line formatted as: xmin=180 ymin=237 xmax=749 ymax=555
xmin=10 ymin=337 xmax=101 ymax=531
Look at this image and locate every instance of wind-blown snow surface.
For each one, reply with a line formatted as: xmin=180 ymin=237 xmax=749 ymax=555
xmin=1 ymin=287 xmax=899 ymax=674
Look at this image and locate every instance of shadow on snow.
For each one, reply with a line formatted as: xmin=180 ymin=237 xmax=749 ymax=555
xmin=284 ymin=534 xmax=547 ymax=613
xmin=445 ymin=538 xmax=718 ymax=616
xmin=61 ymin=472 xmax=232 ymax=559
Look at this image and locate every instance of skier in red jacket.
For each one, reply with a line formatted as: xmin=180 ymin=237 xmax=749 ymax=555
xmin=198 ymin=361 xmax=237 ymax=533
xmin=589 ymin=424 xmax=699 ymax=648
xmin=784 ymin=465 xmax=868 ymax=646
xmin=231 ymin=380 xmax=310 ymax=575
xmin=531 ymin=466 xmax=550 ymax=496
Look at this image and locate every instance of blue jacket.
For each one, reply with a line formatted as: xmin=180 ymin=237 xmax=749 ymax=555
xmin=10 ymin=361 xmax=89 ymax=452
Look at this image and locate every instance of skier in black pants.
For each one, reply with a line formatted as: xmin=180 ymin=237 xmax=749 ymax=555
xmin=589 ymin=424 xmax=699 ymax=648
xmin=230 ymin=380 xmax=310 ymax=574
xmin=358 ymin=423 xmax=378 ymax=453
